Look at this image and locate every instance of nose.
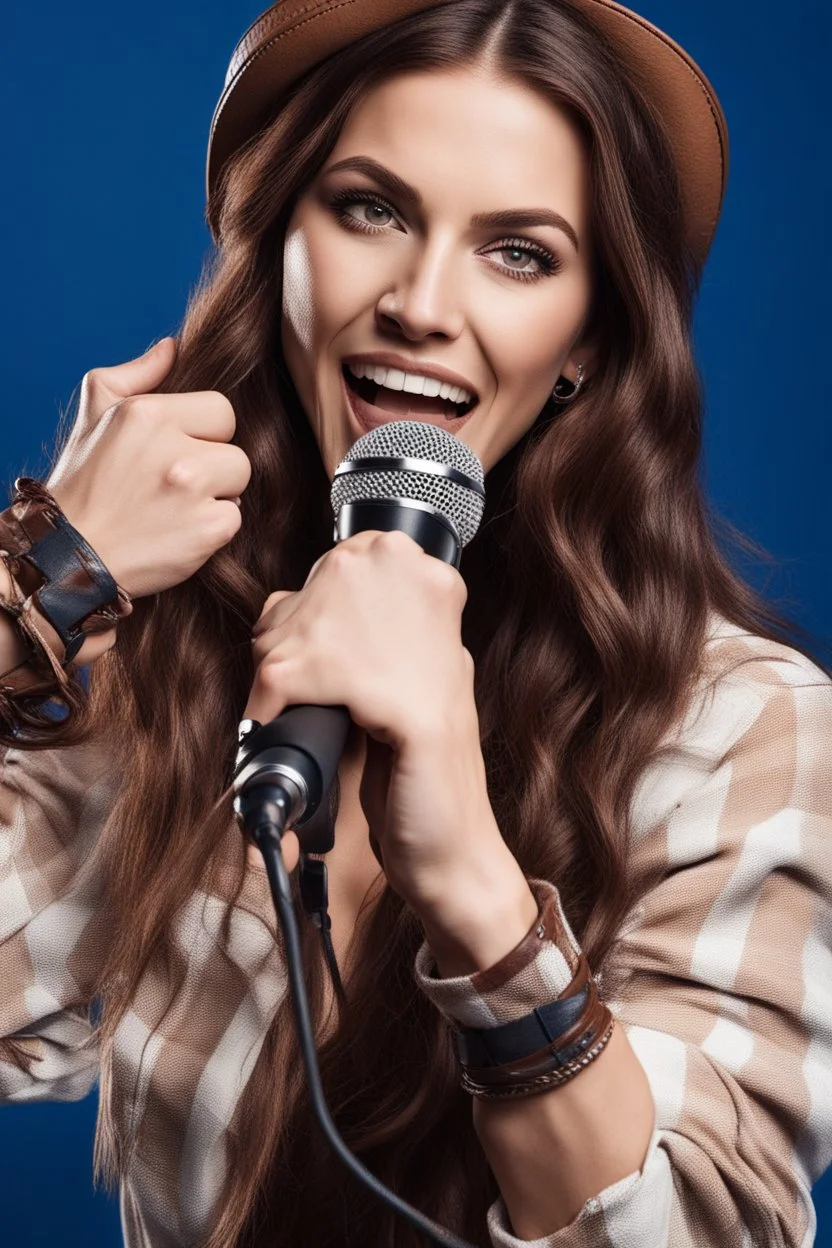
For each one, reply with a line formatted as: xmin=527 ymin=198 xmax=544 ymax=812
xmin=376 ymin=246 xmax=465 ymax=341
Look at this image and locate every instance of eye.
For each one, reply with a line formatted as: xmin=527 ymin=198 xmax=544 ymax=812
xmin=485 ymin=240 xmax=563 ymax=283
xmin=328 ymin=188 xmax=563 ymax=283
xmin=330 ymin=188 xmax=401 ymax=232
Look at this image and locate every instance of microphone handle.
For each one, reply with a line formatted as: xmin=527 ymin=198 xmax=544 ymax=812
xmin=234 ymin=703 xmax=351 ymax=833
xmin=233 ymin=500 xmax=463 ymax=839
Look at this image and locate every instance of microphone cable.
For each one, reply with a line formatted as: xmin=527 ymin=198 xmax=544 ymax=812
xmin=298 ymin=853 xmax=347 ymax=1008
xmin=238 ymin=782 xmax=478 ymax=1248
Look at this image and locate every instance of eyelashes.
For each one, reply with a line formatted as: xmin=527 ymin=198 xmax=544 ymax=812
xmin=328 ymin=188 xmax=563 ymax=283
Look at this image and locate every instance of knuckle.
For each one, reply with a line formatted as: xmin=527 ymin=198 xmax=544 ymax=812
xmin=376 ymin=529 xmax=414 ymax=554
xmin=258 ymin=654 xmax=288 ymax=695
xmin=164 ymin=457 xmax=199 ymax=491
xmin=78 ymin=371 xmax=118 ymax=426
xmin=82 ymin=367 xmax=106 ymax=393
xmin=427 ymin=557 xmax=466 ymax=598
xmin=123 ymin=395 xmax=163 ymax=432
xmin=328 ymin=543 xmax=355 ymax=571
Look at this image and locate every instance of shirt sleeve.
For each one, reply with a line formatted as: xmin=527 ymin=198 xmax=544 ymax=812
xmin=0 ymin=737 xmax=114 ymax=1102
xmin=416 ymin=637 xmax=832 ymax=1247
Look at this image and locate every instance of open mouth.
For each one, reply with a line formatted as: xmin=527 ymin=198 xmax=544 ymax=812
xmin=341 ymin=363 xmax=477 ymax=426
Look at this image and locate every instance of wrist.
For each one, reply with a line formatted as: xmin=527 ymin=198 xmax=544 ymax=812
xmin=2 ymin=478 xmax=131 ymax=662
xmin=417 ymin=858 xmax=539 ymax=977
xmin=1 ymin=559 xmax=115 ymax=670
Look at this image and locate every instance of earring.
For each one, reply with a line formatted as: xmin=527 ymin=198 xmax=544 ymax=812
xmin=552 ymin=362 xmax=586 ymax=404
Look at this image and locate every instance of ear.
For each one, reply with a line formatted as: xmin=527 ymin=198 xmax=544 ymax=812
xmin=562 ymin=323 xmax=602 ymax=387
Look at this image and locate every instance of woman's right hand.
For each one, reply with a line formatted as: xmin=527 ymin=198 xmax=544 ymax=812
xmin=46 ymin=337 xmax=252 ymax=599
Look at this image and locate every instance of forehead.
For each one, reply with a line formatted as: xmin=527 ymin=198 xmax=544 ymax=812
xmin=326 ymin=67 xmax=591 ymax=220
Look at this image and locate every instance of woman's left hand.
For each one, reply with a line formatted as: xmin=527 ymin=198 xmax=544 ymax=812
xmin=244 ymin=529 xmax=534 ymax=958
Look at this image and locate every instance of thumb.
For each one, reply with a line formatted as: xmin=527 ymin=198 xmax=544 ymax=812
xmin=94 ymin=335 xmax=178 ymax=400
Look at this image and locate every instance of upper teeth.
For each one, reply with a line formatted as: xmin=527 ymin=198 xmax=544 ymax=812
xmin=347 ymin=362 xmax=474 ymax=406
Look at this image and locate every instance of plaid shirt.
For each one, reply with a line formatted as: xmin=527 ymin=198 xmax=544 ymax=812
xmin=2 ymin=615 xmax=831 ymax=1247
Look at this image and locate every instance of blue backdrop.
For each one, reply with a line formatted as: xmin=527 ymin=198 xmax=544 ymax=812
xmin=2 ymin=0 xmax=830 ymax=1244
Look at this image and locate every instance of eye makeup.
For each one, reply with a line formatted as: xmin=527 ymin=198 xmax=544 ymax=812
xmin=327 ymin=187 xmax=564 ymax=283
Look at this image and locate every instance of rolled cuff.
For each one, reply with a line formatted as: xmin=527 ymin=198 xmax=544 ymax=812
xmin=486 ymin=1126 xmax=666 ymax=1246
xmin=413 ymin=878 xmax=583 ymax=1028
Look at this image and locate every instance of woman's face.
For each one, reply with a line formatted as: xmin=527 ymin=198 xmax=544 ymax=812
xmin=281 ymin=65 xmax=596 ymax=478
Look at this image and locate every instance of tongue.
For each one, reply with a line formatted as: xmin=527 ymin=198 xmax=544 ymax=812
xmin=373 ymin=385 xmax=456 ymax=417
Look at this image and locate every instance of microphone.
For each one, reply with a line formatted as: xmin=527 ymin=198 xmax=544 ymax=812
xmin=232 ymin=419 xmax=486 ymax=843
xmin=229 ymin=420 xmax=486 ymax=1248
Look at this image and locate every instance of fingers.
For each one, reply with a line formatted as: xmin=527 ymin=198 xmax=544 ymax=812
xmin=250 ymin=591 xmax=298 ymax=666
xmin=115 ymin=389 xmax=239 ymax=443
xmin=83 ymin=363 xmax=237 ymax=443
xmin=252 ymin=589 xmax=296 ymax=636
xmin=162 ymin=391 xmax=238 ymax=443
xmin=48 ymin=337 xmax=257 ymax=601
xmin=205 ymin=498 xmax=245 ymax=548
xmin=174 ymin=439 xmax=252 ymax=502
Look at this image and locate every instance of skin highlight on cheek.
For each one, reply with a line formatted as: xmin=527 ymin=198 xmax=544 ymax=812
xmin=282 ymin=228 xmax=317 ymax=354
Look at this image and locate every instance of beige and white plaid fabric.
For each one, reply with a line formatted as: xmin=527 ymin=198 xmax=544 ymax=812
xmin=1 ymin=615 xmax=831 ymax=1246
xmin=415 ymin=876 xmax=584 ymax=1026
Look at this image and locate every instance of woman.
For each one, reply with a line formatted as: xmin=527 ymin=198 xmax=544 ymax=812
xmin=1 ymin=0 xmax=830 ymax=1245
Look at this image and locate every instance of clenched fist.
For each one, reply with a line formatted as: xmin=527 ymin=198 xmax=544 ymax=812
xmin=47 ymin=337 xmax=251 ymax=599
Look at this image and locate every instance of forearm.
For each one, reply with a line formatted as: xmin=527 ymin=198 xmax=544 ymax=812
xmin=473 ymin=1021 xmax=655 ymax=1239
xmin=419 ymin=866 xmax=655 ymax=1241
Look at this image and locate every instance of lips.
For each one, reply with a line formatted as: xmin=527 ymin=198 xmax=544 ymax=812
xmin=340 ymin=364 xmax=477 ymax=435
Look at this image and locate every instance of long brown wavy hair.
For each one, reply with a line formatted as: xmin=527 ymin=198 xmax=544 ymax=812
xmin=73 ymin=1 xmax=828 ymax=1244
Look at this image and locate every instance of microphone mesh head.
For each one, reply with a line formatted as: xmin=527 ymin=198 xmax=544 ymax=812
xmin=331 ymin=420 xmax=485 ymax=547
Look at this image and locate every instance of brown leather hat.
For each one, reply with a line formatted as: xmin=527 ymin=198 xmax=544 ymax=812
xmin=206 ymin=0 xmax=729 ymax=266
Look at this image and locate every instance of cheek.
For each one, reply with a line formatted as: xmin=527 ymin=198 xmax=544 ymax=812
xmin=465 ymin=300 xmax=582 ymax=471
xmin=283 ymin=218 xmax=383 ymax=355
xmin=489 ymin=296 xmax=572 ymax=379
xmin=488 ymin=272 xmax=592 ymax=398
xmin=282 ymin=229 xmax=319 ymax=354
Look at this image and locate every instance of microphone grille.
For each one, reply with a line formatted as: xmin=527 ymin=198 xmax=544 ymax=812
xmin=331 ymin=420 xmax=485 ymax=548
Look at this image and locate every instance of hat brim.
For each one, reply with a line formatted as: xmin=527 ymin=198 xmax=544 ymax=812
xmin=206 ymin=0 xmax=728 ymax=266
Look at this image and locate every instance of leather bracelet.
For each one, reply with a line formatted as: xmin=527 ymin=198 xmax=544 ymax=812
xmin=454 ymin=980 xmax=591 ymax=1068
xmin=459 ymin=954 xmax=608 ymax=1079
xmin=0 ymin=478 xmax=132 ymax=668
xmin=0 ymin=566 xmax=71 ymax=697
xmin=414 ymin=877 xmax=612 ymax=1101
xmin=460 ymin=1016 xmax=616 ymax=1100
xmin=456 ymin=954 xmax=614 ymax=1099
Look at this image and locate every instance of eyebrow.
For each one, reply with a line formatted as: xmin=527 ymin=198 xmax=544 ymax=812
xmin=323 ymin=155 xmax=580 ymax=253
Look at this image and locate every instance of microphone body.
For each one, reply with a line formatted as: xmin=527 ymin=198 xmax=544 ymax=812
xmin=232 ymin=420 xmax=485 ymax=845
